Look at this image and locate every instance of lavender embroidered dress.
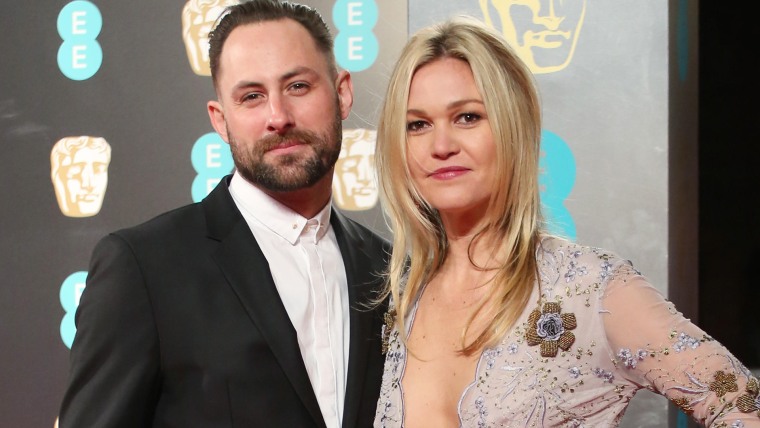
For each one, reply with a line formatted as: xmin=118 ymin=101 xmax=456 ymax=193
xmin=374 ymin=238 xmax=760 ymax=427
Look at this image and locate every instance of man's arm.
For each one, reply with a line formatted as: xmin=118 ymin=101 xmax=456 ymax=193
xmin=59 ymin=233 xmax=161 ymax=427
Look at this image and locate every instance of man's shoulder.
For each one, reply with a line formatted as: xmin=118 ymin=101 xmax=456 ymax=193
xmin=110 ymin=201 xmax=205 ymax=243
xmin=112 ymin=177 xmax=235 ymax=242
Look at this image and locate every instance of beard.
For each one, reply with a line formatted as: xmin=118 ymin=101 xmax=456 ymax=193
xmin=227 ymin=108 xmax=343 ymax=192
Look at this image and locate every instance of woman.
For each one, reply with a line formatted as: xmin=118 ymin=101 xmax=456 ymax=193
xmin=373 ymin=16 xmax=759 ymax=427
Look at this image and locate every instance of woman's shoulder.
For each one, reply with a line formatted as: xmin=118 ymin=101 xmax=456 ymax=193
xmin=536 ymin=236 xmax=641 ymax=293
xmin=537 ymin=236 xmax=636 ymax=271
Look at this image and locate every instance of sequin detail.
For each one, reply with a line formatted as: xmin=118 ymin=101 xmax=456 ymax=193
xmin=710 ymin=371 xmax=739 ymax=397
xmin=381 ymin=307 xmax=396 ymax=355
xmin=372 ymin=238 xmax=759 ymax=427
xmin=736 ymin=377 xmax=760 ymax=416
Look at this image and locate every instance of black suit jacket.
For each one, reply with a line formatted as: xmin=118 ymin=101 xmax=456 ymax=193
xmin=59 ymin=176 xmax=390 ymax=427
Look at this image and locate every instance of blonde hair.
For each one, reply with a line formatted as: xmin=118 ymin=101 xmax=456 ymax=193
xmin=375 ymin=16 xmax=544 ymax=355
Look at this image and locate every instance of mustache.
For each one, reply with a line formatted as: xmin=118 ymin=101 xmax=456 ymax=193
xmin=257 ymin=129 xmax=322 ymax=151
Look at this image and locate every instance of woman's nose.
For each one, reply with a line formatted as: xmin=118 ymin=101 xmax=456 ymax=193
xmin=431 ymin=127 xmax=460 ymax=159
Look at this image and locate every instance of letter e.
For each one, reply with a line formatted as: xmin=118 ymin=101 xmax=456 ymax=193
xmin=72 ymin=45 xmax=87 ymax=69
xmin=206 ymin=143 xmax=222 ymax=168
xmin=347 ymin=2 xmax=363 ymax=26
xmin=348 ymin=36 xmax=363 ymax=60
xmin=72 ymin=10 xmax=87 ymax=35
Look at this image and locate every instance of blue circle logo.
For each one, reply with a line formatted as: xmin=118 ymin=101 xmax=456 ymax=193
xmin=333 ymin=0 xmax=379 ymax=72
xmin=539 ymin=130 xmax=577 ymax=240
xmin=57 ymin=1 xmax=103 ymax=81
xmin=59 ymin=271 xmax=88 ymax=348
xmin=191 ymin=132 xmax=234 ymax=202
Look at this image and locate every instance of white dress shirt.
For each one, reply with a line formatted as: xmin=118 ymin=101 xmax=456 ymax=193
xmin=229 ymin=172 xmax=349 ymax=428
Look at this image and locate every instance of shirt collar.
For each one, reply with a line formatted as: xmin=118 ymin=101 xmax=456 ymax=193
xmin=229 ymin=171 xmax=332 ymax=245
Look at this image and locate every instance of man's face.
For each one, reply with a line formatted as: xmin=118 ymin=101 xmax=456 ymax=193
xmin=333 ymin=129 xmax=378 ymax=211
xmin=208 ymin=19 xmax=353 ymax=193
xmin=480 ymin=0 xmax=587 ymax=74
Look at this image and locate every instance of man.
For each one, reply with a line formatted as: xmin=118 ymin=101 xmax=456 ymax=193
xmin=59 ymin=1 xmax=390 ymax=427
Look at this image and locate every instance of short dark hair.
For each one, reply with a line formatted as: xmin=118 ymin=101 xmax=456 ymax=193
xmin=208 ymin=0 xmax=337 ymax=89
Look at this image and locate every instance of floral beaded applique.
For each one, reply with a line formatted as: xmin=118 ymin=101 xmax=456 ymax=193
xmin=381 ymin=307 xmax=397 ymax=355
xmin=736 ymin=376 xmax=760 ymax=416
xmin=525 ymin=301 xmax=577 ymax=357
xmin=709 ymin=370 xmax=739 ymax=397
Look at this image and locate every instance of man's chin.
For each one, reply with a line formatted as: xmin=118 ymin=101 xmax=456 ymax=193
xmin=244 ymin=170 xmax=323 ymax=193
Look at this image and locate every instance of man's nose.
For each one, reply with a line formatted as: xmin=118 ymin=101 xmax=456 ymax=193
xmin=266 ymin=95 xmax=295 ymax=133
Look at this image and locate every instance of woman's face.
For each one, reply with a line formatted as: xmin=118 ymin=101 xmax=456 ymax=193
xmin=405 ymin=57 xmax=498 ymax=220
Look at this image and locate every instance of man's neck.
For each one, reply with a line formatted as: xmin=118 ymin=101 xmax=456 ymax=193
xmin=258 ymin=174 xmax=334 ymax=219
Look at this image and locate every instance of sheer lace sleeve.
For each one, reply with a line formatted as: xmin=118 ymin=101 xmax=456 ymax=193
xmin=601 ymin=265 xmax=760 ymax=427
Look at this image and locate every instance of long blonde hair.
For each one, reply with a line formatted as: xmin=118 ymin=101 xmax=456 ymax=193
xmin=375 ymin=16 xmax=544 ymax=355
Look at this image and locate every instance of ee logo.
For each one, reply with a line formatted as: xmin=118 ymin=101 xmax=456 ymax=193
xmin=59 ymin=271 xmax=87 ymax=348
xmin=539 ymin=130 xmax=577 ymax=240
xmin=191 ymin=132 xmax=234 ymax=202
xmin=57 ymin=0 xmax=103 ymax=81
xmin=333 ymin=0 xmax=378 ymax=72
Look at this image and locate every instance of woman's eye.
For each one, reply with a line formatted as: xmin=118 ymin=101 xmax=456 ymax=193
xmin=457 ymin=113 xmax=481 ymax=124
xmin=406 ymin=120 xmax=428 ymax=132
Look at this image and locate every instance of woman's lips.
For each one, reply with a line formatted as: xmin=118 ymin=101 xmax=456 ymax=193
xmin=429 ymin=166 xmax=469 ymax=179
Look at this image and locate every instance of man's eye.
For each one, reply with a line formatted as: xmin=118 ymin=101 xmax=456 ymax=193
xmin=242 ymin=93 xmax=262 ymax=102
xmin=290 ymin=82 xmax=310 ymax=92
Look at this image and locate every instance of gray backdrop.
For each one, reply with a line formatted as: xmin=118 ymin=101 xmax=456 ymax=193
xmin=0 ymin=0 xmax=698 ymax=426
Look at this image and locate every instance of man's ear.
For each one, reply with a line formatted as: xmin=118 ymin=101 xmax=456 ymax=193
xmin=335 ymin=70 xmax=354 ymax=120
xmin=207 ymin=100 xmax=229 ymax=142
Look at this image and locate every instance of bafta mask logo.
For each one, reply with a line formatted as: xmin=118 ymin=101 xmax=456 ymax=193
xmin=479 ymin=0 xmax=587 ymax=74
xmin=50 ymin=136 xmax=111 ymax=218
xmin=182 ymin=0 xmax=239 ymax=76
xmin=333 ymin=128 xmax=378 ymax=211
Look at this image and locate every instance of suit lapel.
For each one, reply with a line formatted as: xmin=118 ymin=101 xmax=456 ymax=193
xmin=201 ymin=178 xmax=326 ymax=428
xmin=332 ymin=211 xmax=383 ymax=427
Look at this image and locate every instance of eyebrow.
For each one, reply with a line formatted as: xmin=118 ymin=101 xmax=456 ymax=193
xmin=407 ymin=98 xmax=484 ymax=115
xmin=282 ymin=66 xmax=319 ymax=81
xmin=231 ymin=66 xmax=320 ymax=93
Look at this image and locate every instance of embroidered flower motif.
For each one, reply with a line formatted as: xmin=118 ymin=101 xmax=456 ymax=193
xmin=526 ymin=301 xmax=577 ymax=357
xmin=592 ymin=367 xmax=614 ymax=383
xmin=564 ymin=260 xmax=587 ymax=282
xmin=482 ymin=348 xmax=502 ymax=370
xmin=673 ymin=332 xmax=701 ymax=352
xmin=617 ymin=348 xmax=648 ymax=369
xmin=568 ymin=367 xmax=581 ymax=379
xmin=709 ymin=370 xmax=739 ymax=397
xmin=671 ymin=397 xmax=694 ymax=415
xmin=736 ymin=376 xmax=760 ymax=416
xmin=381 ymin=307 xmax=397 ymax=355
xmin=599 ymin=260 xmax=613 ymax=280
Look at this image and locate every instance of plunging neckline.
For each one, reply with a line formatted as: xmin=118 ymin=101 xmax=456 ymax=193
xmin=397 ymin=293 xmax=490 ymax=427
